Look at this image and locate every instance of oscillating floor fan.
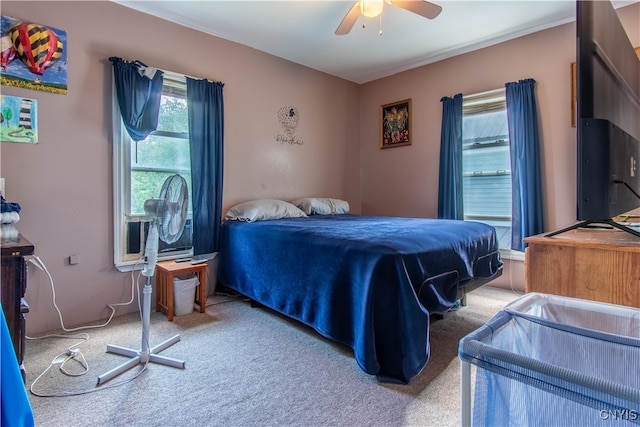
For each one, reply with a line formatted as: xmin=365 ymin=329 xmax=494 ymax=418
xmin=98 ymin=174 xmax=189 ymax=385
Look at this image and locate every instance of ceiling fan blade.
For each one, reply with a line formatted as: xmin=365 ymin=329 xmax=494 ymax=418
xmin=391 ymin=0 xmax=442 ymax=20
xmin=335 ymin=2 xmax=361 ymax=35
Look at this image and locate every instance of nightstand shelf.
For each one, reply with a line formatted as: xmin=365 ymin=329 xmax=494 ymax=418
xmin=155 ymin=260 xmax=207 ymax=321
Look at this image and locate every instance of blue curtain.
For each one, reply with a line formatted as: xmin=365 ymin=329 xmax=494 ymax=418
xmin=438 ymin=94 xmax=464 ymax=220
xmin=506 ymin=78 xmax=544 ymax=251
xmin=187 ymin=78 xmax=225 ymax=255
xmin=109 ymin=57 xmax=164 ymax=142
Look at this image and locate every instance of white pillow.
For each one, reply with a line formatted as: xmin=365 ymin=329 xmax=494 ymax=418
xmin=289 ymin=198 xmax=350 ymax=215
xmin=224 ymin=199 xmax=307 ymax=222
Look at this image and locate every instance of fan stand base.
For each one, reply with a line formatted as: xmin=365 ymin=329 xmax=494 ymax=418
xmin=96 ymin=279 xmax=185 ymax=386
xmin=96 ymin=335 xmax=185 ymax=386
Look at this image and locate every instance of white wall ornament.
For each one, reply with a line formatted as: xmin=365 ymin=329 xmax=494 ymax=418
xmin=275 ymin=105 xmax=303 ymax=145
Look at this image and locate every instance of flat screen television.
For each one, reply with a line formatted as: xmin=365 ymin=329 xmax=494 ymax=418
xmin=551 ymin=0 xmax=640 ymax=237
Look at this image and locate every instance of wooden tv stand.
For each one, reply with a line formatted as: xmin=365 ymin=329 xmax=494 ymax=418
xmin=524 ymin=227 xmax=640 ymax=308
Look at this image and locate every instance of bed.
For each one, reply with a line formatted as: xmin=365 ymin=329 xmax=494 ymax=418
xmin=217 ymin=199 xmax=503 ymax=384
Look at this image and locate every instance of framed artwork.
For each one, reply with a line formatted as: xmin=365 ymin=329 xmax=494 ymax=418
xmin=0 ymin=15 xmax=68 ymax=94
xmin=0 ymin=94 xmax=38 ymax=143
xmin=570 ymin=62 xmax=577 ymax=128
xmin=572 ymin=47 xmax=640 ymax=127
xmin=380 ymin=98 xmax=411 ymax=149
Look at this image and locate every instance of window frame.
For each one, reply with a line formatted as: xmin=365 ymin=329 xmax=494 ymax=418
xmin=113 ymin=71 xmax=193 ymax=272
xmin=462 ymin=88 xmax=523 ymax=260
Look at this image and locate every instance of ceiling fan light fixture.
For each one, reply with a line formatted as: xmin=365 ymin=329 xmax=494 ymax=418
xmin=360 ymin=0 xmax=384 ymax=18
xmin=335 ymin=0 xmax=441 ymax=36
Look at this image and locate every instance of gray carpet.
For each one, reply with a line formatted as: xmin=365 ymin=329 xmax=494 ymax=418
xmin=24 ymin=286 xmax=520 ymax=426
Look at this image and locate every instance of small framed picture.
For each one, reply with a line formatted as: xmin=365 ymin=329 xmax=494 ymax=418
xmin=0 ymin=95 xmax=38 ymax=143
xmin=380 ymin=98 xmax=411 ymax=149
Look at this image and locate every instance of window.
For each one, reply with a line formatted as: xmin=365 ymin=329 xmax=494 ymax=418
xmin=462 ymin=89 xmax=513 ymax=252
xmin=113 ymin=72 xmax=193 ymax=271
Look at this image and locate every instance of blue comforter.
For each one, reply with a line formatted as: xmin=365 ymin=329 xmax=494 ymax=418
xmin=218 ymin=214 xmax=502 ymax=383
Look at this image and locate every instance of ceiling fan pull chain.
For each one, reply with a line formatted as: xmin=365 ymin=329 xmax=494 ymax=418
xmin=379 ymin=13 xmax=383 ymax=35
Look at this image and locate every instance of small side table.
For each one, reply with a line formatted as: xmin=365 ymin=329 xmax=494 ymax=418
xmin=155 ymin=260 xmax=207 ymax=321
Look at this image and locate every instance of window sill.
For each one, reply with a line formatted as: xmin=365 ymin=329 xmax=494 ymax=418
xmin=115 ymin=250 xmax=193 ymax=272
xmin=499 ymin=248 xmax=524 ymax=262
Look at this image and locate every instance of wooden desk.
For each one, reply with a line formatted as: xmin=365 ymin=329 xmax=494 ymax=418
xmin=524 ymin=228 xmax=640 ymax=308
xmin=1 ymin=232 xmax=34 ymax=382
xmin=155 ymin=260 xmax=207 ymax=321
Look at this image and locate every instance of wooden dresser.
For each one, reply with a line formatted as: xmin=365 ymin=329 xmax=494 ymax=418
xmin=524 ymin=228 xmax=640 ymax=308
xmin=1 ymin=232 xmax=34 ymax=381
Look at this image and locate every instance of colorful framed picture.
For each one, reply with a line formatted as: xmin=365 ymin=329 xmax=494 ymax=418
xmin=380 ymin=98 xmax=411 ymax=149
xmin=0 ymin=94 xmax=38 ymax=143
xmin=0 ymin=15 xmax=68 ymax=94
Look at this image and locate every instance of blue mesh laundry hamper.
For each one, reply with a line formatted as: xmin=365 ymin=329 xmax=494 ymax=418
xmin=459 ymin=293 xmax=640 ymax=427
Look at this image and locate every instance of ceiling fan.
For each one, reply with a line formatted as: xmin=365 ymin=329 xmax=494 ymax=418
xmin=335 ymin=0 xmax=443 ymax=35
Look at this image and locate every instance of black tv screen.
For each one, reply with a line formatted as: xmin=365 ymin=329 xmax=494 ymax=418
xmin=576 ymin=0 xmax=640 ymax=228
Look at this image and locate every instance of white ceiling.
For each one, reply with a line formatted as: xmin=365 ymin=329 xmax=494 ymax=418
xmin=112 ymin=0 xmax=637 ymax=84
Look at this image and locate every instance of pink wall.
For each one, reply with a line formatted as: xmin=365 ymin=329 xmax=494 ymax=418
xmin=2 ymin=2 xmax=638 ymax=334
xmin=358 ymin=3 xmax=639 ymax=290
xmin=1 ymin=1 xmax=360 ymax=334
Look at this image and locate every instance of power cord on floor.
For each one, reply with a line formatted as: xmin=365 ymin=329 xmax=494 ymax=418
xmin=26 ymin=254 xmax=150 ymax=397
xmin=205 ymin=291 xmax=242 ymax=307
xmin=27 ymin=255 xmax=142 ymax=335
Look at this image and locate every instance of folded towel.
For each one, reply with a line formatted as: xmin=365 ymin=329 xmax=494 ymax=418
xmin=0 ymin=224 xmax=19 ymax=242
xmin=1 ymin=211 xmax=20 ymax=224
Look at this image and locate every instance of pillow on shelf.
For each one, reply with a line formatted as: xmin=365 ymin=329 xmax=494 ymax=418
xmin=289 ymin=197 xmax=350 ymax=215
xmin=224 ymin=199 xmax=307 ymax=222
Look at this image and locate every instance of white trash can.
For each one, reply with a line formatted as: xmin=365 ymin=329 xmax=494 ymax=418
xmin=173 ymin=275 xmax=199 ymax=316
